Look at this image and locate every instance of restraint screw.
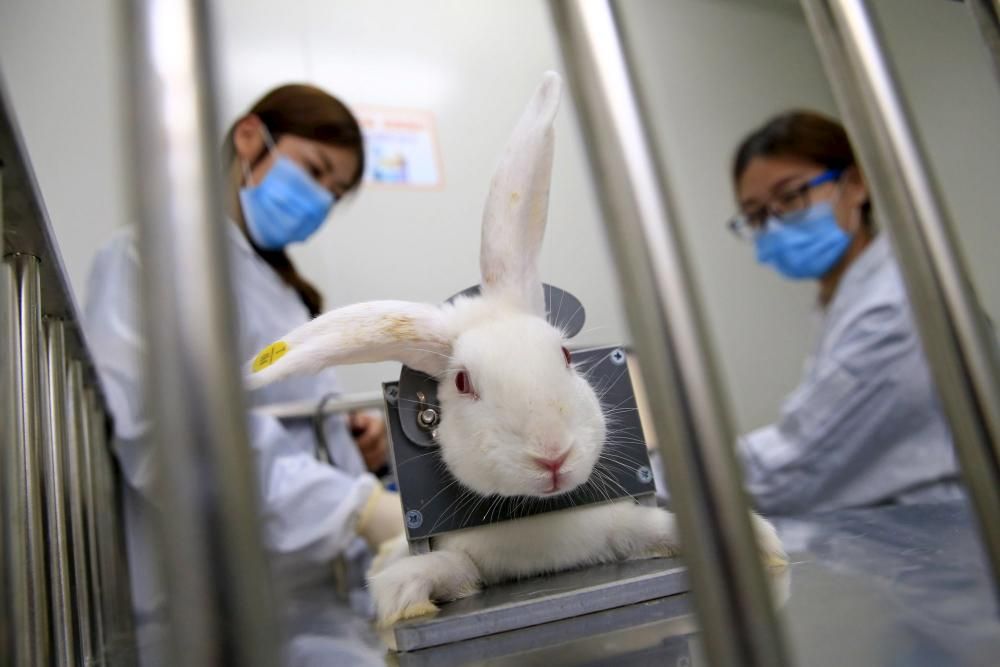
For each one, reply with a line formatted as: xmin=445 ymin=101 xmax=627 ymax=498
xmin=406 ymin=510 xmax=423 ymax=529
xmin=637 ymin=465 xmax=653 ymax=484
xmin=418 ymin=408 xmax=440 ymax=430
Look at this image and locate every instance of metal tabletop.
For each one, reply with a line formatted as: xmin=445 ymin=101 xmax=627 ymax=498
xmin=775 ymin=501 xmax=999 ymax=667
xmin=278 ymin=500 xmax=999 ymax=666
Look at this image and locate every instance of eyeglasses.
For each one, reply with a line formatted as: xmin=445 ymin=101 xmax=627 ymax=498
xmin=727 ymin=169 xmax=843 ymax=242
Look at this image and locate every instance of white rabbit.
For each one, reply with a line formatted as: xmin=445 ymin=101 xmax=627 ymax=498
xmin=246 ymin=71 xmax=787 ymax=627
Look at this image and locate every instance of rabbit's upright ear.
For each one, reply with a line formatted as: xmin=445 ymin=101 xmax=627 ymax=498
xmin=480 ymin=71 xmax=562 ymax=316
xmin=245 ymin=301 xmax=454 ymax=391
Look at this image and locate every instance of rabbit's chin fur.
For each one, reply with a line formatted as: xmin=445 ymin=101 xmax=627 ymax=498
xmin=367 ymin=500 xmax=789 ymax=628
xmin=432 ymin=295 xmax=607 ymax=498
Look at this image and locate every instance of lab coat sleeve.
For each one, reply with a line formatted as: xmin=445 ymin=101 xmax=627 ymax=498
xmin=738 ymin=302 xmax=913 ymax=515
xmin=83 ymin=232 xmax=158 ymax=498
xmin=251 ymin=414 xmax=377 ymax=565
xmin=83 ymin=231 xmax=378 ymax=565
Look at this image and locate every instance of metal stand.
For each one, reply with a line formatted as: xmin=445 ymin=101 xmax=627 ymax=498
xmin=386 ymin=344 xmax=656 ymax=545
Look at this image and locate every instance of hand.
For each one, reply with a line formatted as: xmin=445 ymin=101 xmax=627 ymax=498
xmin=357 ymin=485 xmax=405 ymax=550
xmin=349 ymin=410 xmax=388 ymax=472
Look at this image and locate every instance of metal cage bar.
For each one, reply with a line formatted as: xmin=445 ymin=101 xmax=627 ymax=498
xmin=800 ymin=0 xmax=1000 ymax=593
xmin=41 ymin=320 xmax=77 ymax=666
xmin=547 ymin=3 xmax=791 ymax=666
xmin=85 ymin=384 xmax=135 ymax=663
xmin=67 ymin=359 xmax=99 ymax=665
xmin=0 ymin=166 xmax=7 ymax=667
xmin=121 ymin=1 xmax=280 ymax=665
xmin=2 ymin=66 xmax=137 ymax=666
xmin=80 ymin=380 xmax=112 ymax=662
xmin=3 ymin=254 xmax=52 ymax=666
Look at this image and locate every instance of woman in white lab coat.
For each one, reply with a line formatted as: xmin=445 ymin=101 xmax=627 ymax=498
xmin=84 ymin=85 xmax=402 ymax=665
xmin=728 ymin=111 xmax=963 ymax=515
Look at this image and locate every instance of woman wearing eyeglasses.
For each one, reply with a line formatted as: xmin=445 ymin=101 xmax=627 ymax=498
xmin=729 ymin=110 xmax=962 ymax=515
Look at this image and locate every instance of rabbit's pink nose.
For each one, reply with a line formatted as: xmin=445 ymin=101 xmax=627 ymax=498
xmin=532 ymin=449 xmax=571 ymax=473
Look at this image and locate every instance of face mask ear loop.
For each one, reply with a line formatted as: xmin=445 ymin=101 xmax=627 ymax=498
xmin=260 ymin=123 xmax=278 ymax=152
xmin=241 ymin=158 xmax=255 ymax=188
xmin=830 ymin=177 xmax=859 ymax=237
xmin=242 ymin=124 xmax=278 ymax=188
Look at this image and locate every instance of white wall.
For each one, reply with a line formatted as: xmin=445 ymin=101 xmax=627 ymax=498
xmin=0 ymin=0 xmax=128 ymax=310
xmin=207 ymin=0 xmax=845 ymax=430
xmin=2 ymin=0 xmax=995 ymax=434
xmin=872 ymin=0 xmax=1000 ymax=326
xmin=617 ymin=0 xmax=838 ymax=430
xmin=209 ymin=0 xmax=632 ymax=398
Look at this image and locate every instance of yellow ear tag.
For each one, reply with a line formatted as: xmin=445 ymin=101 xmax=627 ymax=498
xmin=252 ymin=341 xmax=288 ymax=373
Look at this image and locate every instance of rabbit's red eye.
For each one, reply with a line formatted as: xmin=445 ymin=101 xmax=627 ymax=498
xmin=455 ymin=370 xmax=476 ymax=397
xmin=561 ymin=346 xmax=572 ymax=368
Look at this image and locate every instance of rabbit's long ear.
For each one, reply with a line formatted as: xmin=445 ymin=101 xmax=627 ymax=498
xmin=480 ymin=71 xmax=562 ymax=315
xmin=245 ymin=301 xmax=454 ymax=391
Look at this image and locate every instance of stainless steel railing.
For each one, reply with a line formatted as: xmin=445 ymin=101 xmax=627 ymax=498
xmin=1 ymin=75 xmax=136 ymax=665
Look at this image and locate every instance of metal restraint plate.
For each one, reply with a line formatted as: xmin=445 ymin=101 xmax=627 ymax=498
xmin=385 ymin=285 xmax=656 ymax=541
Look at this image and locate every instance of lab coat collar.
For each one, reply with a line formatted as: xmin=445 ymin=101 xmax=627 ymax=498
xmin=826 ymin=233 xmax=891 ymax=314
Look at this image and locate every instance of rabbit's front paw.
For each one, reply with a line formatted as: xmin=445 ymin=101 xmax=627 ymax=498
xmin=370 ymin=564 xmax=439 ymax=628
xmin=646 ymin=509 xmax=682 ymax=558
xmin=368 ymin=549 xmax=482 ymax=628
xmin=751 ymin=514 xmax=788 ymax=568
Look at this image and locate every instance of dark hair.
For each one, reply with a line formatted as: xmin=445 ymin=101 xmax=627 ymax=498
xmin=224 ymin=84 xmax=366 ymax=316
xmin=732 ymin=110 xmax=871 ymax=225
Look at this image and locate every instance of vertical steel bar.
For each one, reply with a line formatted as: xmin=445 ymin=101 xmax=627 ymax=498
xmin=68 ymin=361 xmax=99 ymax=665
xmin=2 ymin=255 xmax=30 ymax=666
xmin=97 ymin=408 xmax=136 ymax=664
xmin=80 ymin=387 xmax=111 ymax=663
xmin=966 ymin=0 xmax=1000 ymax=84
xmin=42 ymin=321 xmax=77 ymax=666
xmin=87 ymin=386 xmax=121 ymax=661
xmin=547 ymin=3 xmax=790 ymax=666
xmin=800 ymin=0 xmax=1000 ymax=596
xmin=87 ymin=386 xmax=138 ymax=665
xmin=122 ymin=1 xmax=279 ymax=665
xmin=0 ymin=168 xmax=14 ymax=667
xmin=4 ymin=254 xmax=52 ymax=666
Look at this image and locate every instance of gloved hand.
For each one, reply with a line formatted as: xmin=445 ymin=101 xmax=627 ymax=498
xmin=356 ymin=483 xmax=405 ymax=550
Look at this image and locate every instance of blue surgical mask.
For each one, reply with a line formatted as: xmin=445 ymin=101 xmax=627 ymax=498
xmin=754 ymin=201 xmax=851 ymax=279
xmin=240 ymin=141 xmax=335 ymax=250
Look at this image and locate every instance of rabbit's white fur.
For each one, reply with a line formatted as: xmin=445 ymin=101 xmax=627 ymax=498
xmin=245 ymin=71 xmax=788 ymax=628
xmin=368 ymin=501 xmax=785 ymax=626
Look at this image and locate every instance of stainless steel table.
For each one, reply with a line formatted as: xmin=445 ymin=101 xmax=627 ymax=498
xmin=282 ymin=501 xmax=999 ymax=666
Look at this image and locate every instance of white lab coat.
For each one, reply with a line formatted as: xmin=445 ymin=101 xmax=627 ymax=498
xmin=83 ymin=223 xmax=385 ymax=665
xmin=739 ymin=235 xmax=964 ymax=515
